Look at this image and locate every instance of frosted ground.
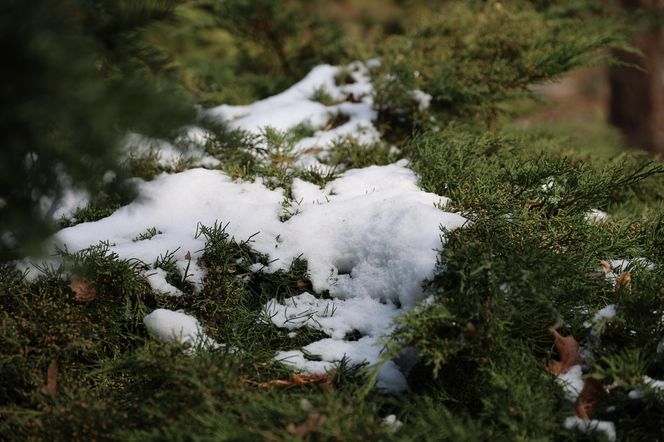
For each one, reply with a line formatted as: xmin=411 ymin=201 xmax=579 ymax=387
xmin=21 ymin=62 xmax=662 ymax=440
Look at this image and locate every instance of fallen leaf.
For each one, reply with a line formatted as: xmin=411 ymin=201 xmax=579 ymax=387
xmin=615 ymin=271 xmax=631 ymax=290
xmin=296 ymin=279 xmax=311 ymax=291
xmin=600 ymin=260 xmax=612 ymax=275
xmin=46 ymin=359 xmax=58 ymax=396
xmin=548 ymin=329 xmax=584 ymax=375
xmin=575 ymin=377 xmax=606 ymax=419
xmin=258 ymin=373 xmax=332 ymax=389
xmin=286 ymin=412 xmax=327 ymax=438
xmin=465 ymin=322 xmax=481 ymax=337
xmin=302 ymin=147 xmax=323 ymax=155
xmin=69 ymin=277 xmax=96 ymax=302
xmin=346 ymin=93 xmax=361 ymax=103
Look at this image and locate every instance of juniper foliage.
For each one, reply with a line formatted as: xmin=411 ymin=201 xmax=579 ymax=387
xmin=2 ymin=1 xmax=664 ymax=441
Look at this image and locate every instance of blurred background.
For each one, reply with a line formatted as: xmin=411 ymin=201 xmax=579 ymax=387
xmin=146 ymin=0 xmax=663 ymax=154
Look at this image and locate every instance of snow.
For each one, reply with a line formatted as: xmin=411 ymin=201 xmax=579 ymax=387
xmin=265 ymin=292 xmax=399 ymax=339
xmin=207 ymin=62 xmax=380 ymax=170
xmin=143 ymin=308 xmax=219 ymax=349
xmin=207 ymin=65 xmax=342 ymax=132
xmin=145 ymin=268 xmax=183 ymax=296
xmin=557 ymin=365 xmax=584 ymax=401
xmin=411 ymin=90 xmax=432 ymax=111
xmin=23 ymin=161 xmax=465 ymax=391
xmin=48 ymin=187 xmax=90 ymax=221
xmin=586 ymin=209 xmax=608 ymax=222
xmin=382 ymin=414 xmax=404 ymax=432
xmin=564 ymin=416 xmax=616 ymax=441
xmin=124 ymin=133 xmax=221 ymax=170
xmin=593 ymin=304 xmax=617 ymax=322
xmin=36 ymin=166 xmax=90 ymax=221
xmin=628 ymin=375 xmax=664 ymax=399
xmin=584 ymin=304 xmax=617 ymax=337
xmin=19 ymin=62 xmax=468 ymax=393
xmin=644 ymin=376 xmax=664 ymax=391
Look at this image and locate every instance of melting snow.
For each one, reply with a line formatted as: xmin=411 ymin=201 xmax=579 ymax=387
xmin=556 ymin=364 xmax=584 ymax=401
xmin=207 ymin=62 xmax=380 ymax=170
xmin=24 ymin=162 xmax=465 ymax=391
xmin=564 ymin=416 xmax=616 ymax=441
xmin=21 ymin=62 xmax=468 ymax=392
xmin=143 ymin=308 xmax=219 ymax=349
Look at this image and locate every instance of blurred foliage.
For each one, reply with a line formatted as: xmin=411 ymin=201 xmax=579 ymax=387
xmin=370 ymin=1 xmax=630 ymax=134
xmin=145 ymin=0 xmax=349 ymax=104
xmin=0 ymin=0 xmax=196 ymax=260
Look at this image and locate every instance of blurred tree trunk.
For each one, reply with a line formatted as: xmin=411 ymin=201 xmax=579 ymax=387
xmin=609 ymin=0 xmax=663 ymax=154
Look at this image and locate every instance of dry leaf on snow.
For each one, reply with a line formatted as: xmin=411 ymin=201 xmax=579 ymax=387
xmin=69 ymin=277 xmax=96 ymax=302
xmin=548 ymin=329 xmax=583 ymax=375
xmin=615 ymin=271 xmax=631 ymax=290
xmin=296 ymin=279 xmax=311 ymax=291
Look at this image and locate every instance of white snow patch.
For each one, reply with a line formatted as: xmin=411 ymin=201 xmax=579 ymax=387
xmin=145 ymin=268 xmax=183 ymax=296
xmin=265 ymin=292 xmax=399 ymax=339
xmin=628 ymin=389 xmax=644 ymax=400
xmin=412 ymin=90 xmax=432 ymax=111
xmin=207 ymin=65 xmax=342 ymax=132
xmin=644 ymin=376 xmax=664 ymax=391
xmin=586 ymin=209 xmax=608 ymax=222
xmin=47 ymin=186 xmax=90 ymax=221
xmin=564 ymin=417 xmax=616 ymax=441
xmin=22 ymin=162 xmax=465 ymax=391
xmin=629 ymin=375 xmax=664 ymax=399
xmin=20 ymin=63 xmax=468 ymax=392
xmin=557 ymin=365 xmax=584 ymax=401
xmin=36 ymin=166 xmax=90 ymax=221
xmin=143 ymin=308 xmax=219 ymax=349
xmin=383 ymin=414 xmax=404 ymax=432
xmin=207 ymin=62 xmax=380 ymax=170
xmin=594 ymin=304 xmax=617 ymax=322
xmin=584 ymin=304 xmax=617 ymax=337
xmin=124 ymin=133 xmax=220 ymax=170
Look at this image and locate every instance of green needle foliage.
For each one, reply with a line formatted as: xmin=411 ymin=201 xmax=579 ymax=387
xmin=371 ymin=1 xmax=630 ymax=136
xmin=2 ymin=0 xmax=664 ymax=441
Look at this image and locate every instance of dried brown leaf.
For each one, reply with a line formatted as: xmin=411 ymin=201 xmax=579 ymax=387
xmin=302 ymin=147 xmax=323 ymax=155
xmin=46 ymin=359 xmax=58 ymax=396
xmin=346 ymin=93 xmax=361 ymax=103
xmin=575 ymin=377 xmax=606 ymax=419
xmin=258 ymin=373 xmax=332 ymax=389
xmin=615 ymin=271 xmax=631 ymax=290
xmin=600 ymin=260 xmax=612 ymax=275
xmin=69 ymin=277 xmax=96 ymax=302
xmin=548 ymin=329 xmax=584 ymax=375
xmin=286 ymin=413 xmax=327 ymax=438
xmin=296 ymin=279 xmax=311 ymax=291
xmin=464 ymin=322 xmax=481 ymax=337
